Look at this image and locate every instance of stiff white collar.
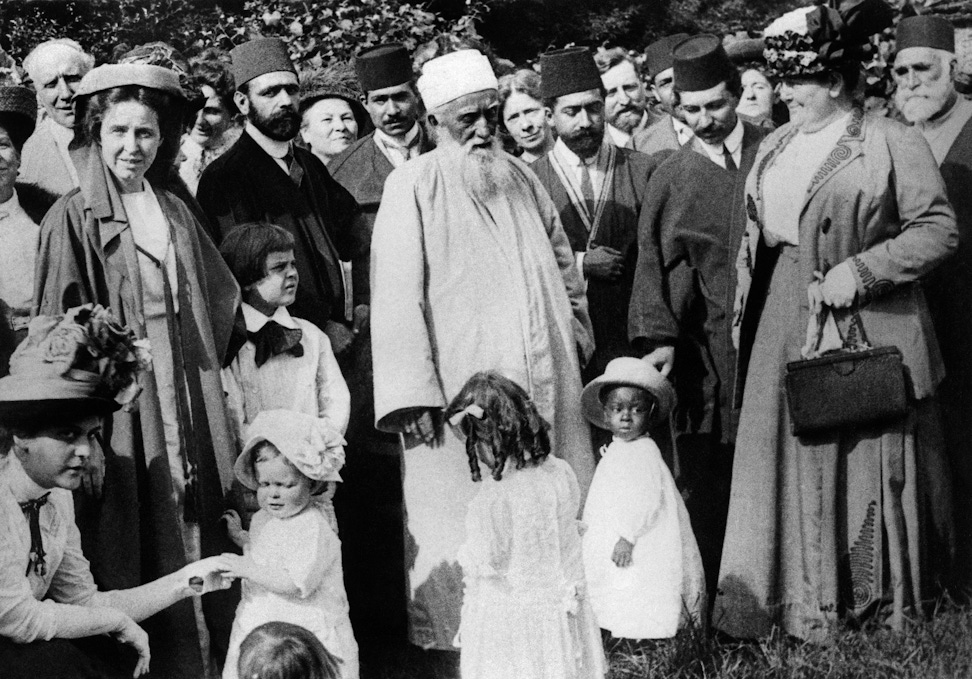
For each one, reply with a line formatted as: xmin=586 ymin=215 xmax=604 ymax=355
xmin=242 ymin=303 xmax=299 ymax=332
xmin=696 ymin=116 xmax=744 ymax=165
xmin=374 ymin=123 xmax=420 ymax=151
xmin=553 ymin=136 xmax=608 ymax=172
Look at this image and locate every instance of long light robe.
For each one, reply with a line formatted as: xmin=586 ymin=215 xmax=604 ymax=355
xmin=371 ymin=148 xmax=595 ymax=650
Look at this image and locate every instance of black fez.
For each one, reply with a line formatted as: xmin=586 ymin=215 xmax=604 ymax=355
xmin=644 ymin=33 xmax=689 ymax=80
xmin=539 ymin=47 xmax=602 ymax=100
xmin=896 ymin=15 xmax=955 ymax=54
xmin=355 ymin=44 xmax=413 ymax=94
xmin=230 ymin=38 xmax=296 ymax=88
xmin=673 ymin=34 xmax=735 ymax=92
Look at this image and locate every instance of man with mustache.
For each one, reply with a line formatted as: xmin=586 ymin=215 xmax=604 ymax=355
xmin=370 ymin=47 xmax=595 ymax=651
xmin=628 ymin=35 xmax=767 ymax=601
xmin=330 ymin=44 xmax=434 ymax=233
xmin=632 ymin=34 xmax=695 ymax=157
xmin=18 ymin=38 xmax=94 ymax=196
xmin=893 ymin=14 xmax=972 ymax=594
xmin=197 ymin=38 xmax=367 ymax=350
xmin=530 ymin=46 xmax=658 ymax=383
xmin=594 ymin=47 xmax=657 ymax=148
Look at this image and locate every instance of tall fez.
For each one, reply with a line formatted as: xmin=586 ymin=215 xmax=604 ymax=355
xmin=896 ymin=15 xmax=955 ymax=53
xmin=230 ymin=37 xmax=296 ymax=88
xmin=539 ymin=47 xmax=602 ymax=100
xmin=644 ymin=33 xmax=690 ymax=79
xmin=673 ymin=34 xmax=735 ymax=93
xmin=355 ymin=43 xmax=413 ymax=94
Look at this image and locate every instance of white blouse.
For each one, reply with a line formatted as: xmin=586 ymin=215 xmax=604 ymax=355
xmin=0 ymin=190 xmax=40 ymax=319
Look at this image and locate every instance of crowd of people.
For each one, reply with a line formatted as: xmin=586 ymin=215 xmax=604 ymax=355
xmin=0 ymin=0 xmax=970 ymax=677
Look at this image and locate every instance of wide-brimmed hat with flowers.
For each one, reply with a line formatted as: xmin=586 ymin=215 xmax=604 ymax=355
xmin=0 ymin=304 xmax=152 ymax=425
xmin=762 ymin=0 xmax=894 ymax=79
xmin=581 ymin=356 xmax=676 ymax=431
xmin=234 ymin=409 xmax=345 ymax=490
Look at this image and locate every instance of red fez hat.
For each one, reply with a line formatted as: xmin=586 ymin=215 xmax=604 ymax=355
xmin=230 ymin=38 xmax=296 ymax=88
xmin=644 ymin=33 xmax=689 ymax=80
xmin=355 ymin=44 xmax=413 ymax=94
xmin=539 ymin=47 xmax=602 ymax=100
xmin=896 ymin=15 xmax=955 ymax=53
xmin=673 ymin=34 xmax=735 ymax=92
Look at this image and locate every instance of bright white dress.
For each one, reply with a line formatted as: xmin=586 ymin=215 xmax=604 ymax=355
xmin=582 ymin=436 xmax=706 ymax=639
xmin=457 ymin=456 xmax=606 ymax=679
xmin=222 ymin=503 xmax=359 ymax=679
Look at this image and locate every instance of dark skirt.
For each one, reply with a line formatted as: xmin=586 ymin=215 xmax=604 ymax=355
xmin=0 ymin=636 xmax=137 ymax=679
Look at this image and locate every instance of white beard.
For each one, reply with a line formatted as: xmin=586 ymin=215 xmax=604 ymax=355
xmin=895 ymin=72 xmax=954 ymax=124
xmin=442 ymin=139 xmax=519 ymax=202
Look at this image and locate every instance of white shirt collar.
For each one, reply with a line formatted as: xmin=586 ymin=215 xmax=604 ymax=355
xmin=696 ymin=116 xmax=744 ymax=167
xmin=245 ymin=121 xmax=291 ymax=160
xmin=671 ymin=116 xmax=694 ymax=145
xmin=2 ymin=454 xmax=50 ymax=504
xmin=0 ymin=190 xmax=27 ymax=222
xmin=374 ymin=123 xmax=420 ymax=151
xmin=553 ymin=136 xmax=608 ymax=171
xmin=242 ymin=302 xmax=299 ymax=332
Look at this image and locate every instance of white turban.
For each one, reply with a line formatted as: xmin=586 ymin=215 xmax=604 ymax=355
xmin=417 ymin=49 xmax=498 ymax=112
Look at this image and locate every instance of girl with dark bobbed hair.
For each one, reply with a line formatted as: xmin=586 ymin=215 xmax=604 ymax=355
xmin=33 ymin=63 xmax=240 ymax=678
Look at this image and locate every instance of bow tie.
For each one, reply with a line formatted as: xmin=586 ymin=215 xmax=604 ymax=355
xmin=20 ymin=493 xmax=50 ymax=577
xmin=248 ymin=321 xmax=304 ymax=367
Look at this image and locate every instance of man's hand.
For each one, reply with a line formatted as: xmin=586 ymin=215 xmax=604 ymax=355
xmin=820 ymin=262 xmax=857 ymax=309
xmin=643 ymin=345 xmax=675 ymax=377
xmin=583 ymin=245 xmax=625 ymax=281
xmin=324 ymin=320 xmax=355 ymax=356
xmin=110 ymin=616 xmax=151 ymax=677
xmin=81 ymin=433 xmax=106 ymax=498
xmin=611 ymin=537 xmax=634 ymax=568
xmin=397 ymin=408 xmax=443 ymax=447
xmin=351 ymin=304 xmax=370 ymax=336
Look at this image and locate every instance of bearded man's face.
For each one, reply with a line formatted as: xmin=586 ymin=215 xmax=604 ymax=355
xmin=238 ymin=71 xmax=302 ymax=142
xmin=893 ymin=47 xmax=956 ymax=124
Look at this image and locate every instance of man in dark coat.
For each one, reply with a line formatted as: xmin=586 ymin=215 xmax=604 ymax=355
xmin=894 ymin=15 xmax=972 ymax=594
xmin=632 ymin=34 xmax=694 ymax=157
xmin=197 ymin=37 xmax=366 ymax=347
xmin=530 ymin=47 xmax=658 ymax=384
xmin=628 ymin=35 xmax=767 ymax=600
xmin=329 ymin=43 xmax=434 ymax=235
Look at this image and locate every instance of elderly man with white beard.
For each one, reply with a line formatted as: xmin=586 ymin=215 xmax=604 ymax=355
xmin=370 ymin=48 xmax=596 ymax=651
xmin=893 ymin=14 xmax=972 ymax=596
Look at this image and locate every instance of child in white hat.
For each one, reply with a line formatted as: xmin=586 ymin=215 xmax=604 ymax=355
xmin=216 ymin=409 xmax=358 ymax=679
xmin=580 ymin=357 xmax=705 ymax=639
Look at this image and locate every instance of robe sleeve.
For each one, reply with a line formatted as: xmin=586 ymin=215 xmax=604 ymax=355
xmin=312 ymin=324 xmax=351 ymax=436
xmin=628 ymin=165 xmax=685 ymax=353
xmin=370 ymin=167 xmax=447 ymax=431
xmin=849 ymin=124 xmax=958 ymax=299
xmin=533 ymin=180 xmax=595 ymax=364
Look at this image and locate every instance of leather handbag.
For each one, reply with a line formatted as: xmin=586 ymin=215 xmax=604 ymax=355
xmin=784 ymin=303 xmax=907 ymax=436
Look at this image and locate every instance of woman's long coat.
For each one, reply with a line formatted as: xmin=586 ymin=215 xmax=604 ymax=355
xmin=33 ymin=144 xmax=240 ymax=677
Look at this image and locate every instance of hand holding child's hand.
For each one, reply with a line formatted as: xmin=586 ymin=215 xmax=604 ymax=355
xmin=214 ymin=553 xmax=255 ymax=581
xmin=181 ymin=556 xmax=234 ymax=595
xmin=220 ymin=510 xmax=249 ymax=548
xmin=611 ymin=537 xmax=634 ymax=568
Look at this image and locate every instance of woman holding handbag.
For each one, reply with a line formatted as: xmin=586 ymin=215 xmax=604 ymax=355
xmin=713 ymin=1 xmax=958 ymax=643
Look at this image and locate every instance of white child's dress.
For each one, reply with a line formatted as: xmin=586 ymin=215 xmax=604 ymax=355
xmin=457 ymin=456 xmax=606 ymax=679
xmin=223 ymin=502 xmax=359 ymax=679
xmin=582 ymin=435 xmax=706 ymax=639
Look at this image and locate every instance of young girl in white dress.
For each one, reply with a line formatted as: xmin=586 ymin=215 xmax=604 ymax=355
xmin=216 ymin=410 xmax=358 ymax=679
xmin=446 ymin=371 xmax=606 ymax=679
xmin=580 ymin=357 xmax=706 ymax=639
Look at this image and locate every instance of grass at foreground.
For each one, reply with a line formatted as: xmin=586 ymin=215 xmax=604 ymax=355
xmin=364 ymin=602 xmax=972 ymax=679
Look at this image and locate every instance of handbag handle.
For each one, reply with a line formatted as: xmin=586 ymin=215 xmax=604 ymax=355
xmin=803 ymin=284 xmax=871 ymax=359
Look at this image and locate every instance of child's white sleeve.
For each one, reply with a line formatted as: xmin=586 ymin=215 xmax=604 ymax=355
xmin=314 ymin=327 xmax=351 ymax=437
xmin=283 ymin=512 xmax=336 ymax=598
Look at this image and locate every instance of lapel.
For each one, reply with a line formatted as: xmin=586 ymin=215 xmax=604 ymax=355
xmin=71 ymin=144 xmax=143 ymax=315
xmin=802 ymin=108 xmax=865 ymax=214
xmin=942 ymin=112 xmax=972 ymax=168
xmin=548 ymin=143 xmax=617 ymax=242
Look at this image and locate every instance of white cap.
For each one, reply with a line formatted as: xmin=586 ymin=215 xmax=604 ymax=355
xmin=417 ymin=49 xmax=498 ymax=112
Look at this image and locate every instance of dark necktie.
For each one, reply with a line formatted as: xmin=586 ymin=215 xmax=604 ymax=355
xmin=249 ymin=321 xmax=304 ymax=367
xmin=20 ymin=493 xmax=50 ymax=577
xmin=579 ymin=160 xmax=596 ymax=218
xmin=283 ymin=149 xmax=304 ymax=186
xmin=722 ymin=144 xmax=737 ymax=172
